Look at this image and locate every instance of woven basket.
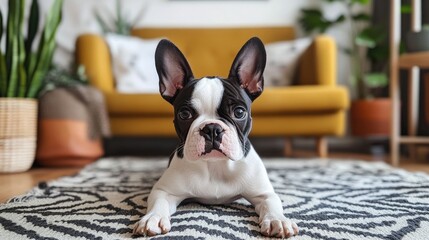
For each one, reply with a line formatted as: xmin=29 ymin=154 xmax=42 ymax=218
xmin=0 ymin=98 xmax=38 ymax=173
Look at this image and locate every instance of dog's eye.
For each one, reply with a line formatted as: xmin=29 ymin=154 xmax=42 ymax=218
xmin=233 ymin=107 xmax=247 ymax=120
xmin=178 ymin=108 xmax=193 ymax=120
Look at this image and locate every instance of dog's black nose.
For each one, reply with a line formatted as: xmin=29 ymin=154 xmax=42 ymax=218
xmin=200 ymin=123 xmax=224 ymax=146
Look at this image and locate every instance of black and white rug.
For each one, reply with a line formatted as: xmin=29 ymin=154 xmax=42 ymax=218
xmin=1 ymin=157 xmax=429 ymax=240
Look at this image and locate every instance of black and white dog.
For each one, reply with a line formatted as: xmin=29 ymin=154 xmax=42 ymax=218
xmin=133 ymin=37 xmax=299 ymax=238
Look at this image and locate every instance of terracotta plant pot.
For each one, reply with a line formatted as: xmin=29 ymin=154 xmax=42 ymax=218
xmin=350 ymin=98 xmax=392 ymax=137
xmin=35 ymin=87 xmax=105 ymax=167
xmin=0 ymin=98 xmax=38 ymax=172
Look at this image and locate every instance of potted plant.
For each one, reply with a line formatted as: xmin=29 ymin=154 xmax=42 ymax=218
xmin=94 ymin=0 xmax=146 ymax=36
xmin=0 ymin=0 xmax=63 ymax=172
xmin=299 ymin=0 xmax=391 ymax=137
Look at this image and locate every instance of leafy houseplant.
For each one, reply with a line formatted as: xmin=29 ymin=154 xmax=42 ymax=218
xmin=94 ymin=0 xmax=146 ymax=35
xmin=300 ymin=0 xmax=389 ymax=99
xmin=299 ymin=0 xmax=392 ymax=137
xmin=0 ymin=0 xmax=63 ymax=172
xmin=39 ymin=65 xmax=88 ymax=96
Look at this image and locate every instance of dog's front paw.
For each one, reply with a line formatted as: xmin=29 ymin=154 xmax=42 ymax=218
xmin=133 ymin=213 xmax=171 ymax=237
xmin=260 ymin=217 xmax=299 ymax=238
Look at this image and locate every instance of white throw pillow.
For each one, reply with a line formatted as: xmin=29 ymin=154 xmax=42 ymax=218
xmin=264 ymin=38 xmax=312 ymax=87
xmin=105 ymin=34 xmax=162 ymax=93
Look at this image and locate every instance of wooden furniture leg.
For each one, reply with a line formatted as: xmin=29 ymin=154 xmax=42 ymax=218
xmin=284 ymin=138 xmax=293 ymax=157
xmin=316 ymin=137 xmax=327 ymax=158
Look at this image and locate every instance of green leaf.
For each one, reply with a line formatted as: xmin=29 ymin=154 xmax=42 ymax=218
xmin=0 ymin=53 xmax=7 ymax=97
xmin=334 ymin=15 xmax=346 ymax=24
xmin=27 ymin=0 xmax=63 ymax=98
xmin=17 ymin=0 xmax=27 ymax=97
xmin=44 ymin=0 xmax=62 ymax=41
xmin=94 ymin=11 xmax=110 ymax=34
xmin=0 ymin=10 xmax=5 ymax=97
xmin=131 ymin=4 xmax=147 ymax=27
xmin=401 ymin=4 xmax=411 ymax=14
xmin=367 ymin=44 xmax=389 ymax=63
xmin=299 ymin=8 xmax=342 ymax=34
xmin=364 ymin=73 xmax=388 ymax=88
xmin=7 ymin=34 xmax=19 ymax=97
xmin=6 ymin=0 xmax=22 ymax=97
xmin=355 ymin=26 xmax=386 ymax=48
xmin=25 ymin=0 xmax=39 ymax=65
xmin=114 ymin=0 xmax=130 ymax=35
xmin=0 ymin=9 xmax=3 ymax=43
xmin=352 ymin=13 xmax=370 ymax=21
xmin=351 ymin=0 xmax=370 ymax=5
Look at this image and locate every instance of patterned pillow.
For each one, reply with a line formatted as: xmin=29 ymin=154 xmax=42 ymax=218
xmin=264 ymin=38 xmax=312 ymax=87
xmin=105 ymin=34 xmax=162 ymax=93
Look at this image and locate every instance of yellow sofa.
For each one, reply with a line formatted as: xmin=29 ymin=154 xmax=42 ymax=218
xmin=76 ymin=27 xmax=349 ymax=157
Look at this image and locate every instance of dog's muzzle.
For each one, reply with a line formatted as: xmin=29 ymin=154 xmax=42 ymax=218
xmin=200 ymin=123 xmax=225 ymax=154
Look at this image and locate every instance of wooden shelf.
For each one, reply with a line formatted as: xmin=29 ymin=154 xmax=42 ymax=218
xmin=398 ymin=51 xmax=429 ymax=69
xmin=399 ymin=137 xmax=429 ymax=144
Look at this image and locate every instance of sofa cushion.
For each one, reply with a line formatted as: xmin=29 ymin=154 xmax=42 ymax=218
xmin=105 ymin=34 xmax=161 ymax=93
xmin=105 ymin=92 xmax=173 ymax=116
xmin=252 ymin=86 xmax=349 ymax=115
xmin=264 ymin=38 xmax=312 ymax=87
xmin=132 ymin=27 xmax=295 ymax=78
xmin=106 ymin=85 xmax=348 ymax=116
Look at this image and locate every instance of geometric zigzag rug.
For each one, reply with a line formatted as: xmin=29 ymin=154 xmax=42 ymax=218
xmin=1 ymin=157 xmax=429 ymax=240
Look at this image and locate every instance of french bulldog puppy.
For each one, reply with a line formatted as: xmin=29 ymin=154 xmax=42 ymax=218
xmin=133 ymin=37 xmax=299 ymax=238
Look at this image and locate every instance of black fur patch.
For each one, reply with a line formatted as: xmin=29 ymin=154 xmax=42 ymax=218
xmin=171 ymin=79 xmax=199 ymax=159
xmin=217 ymin=78 xmax=253 ymax=157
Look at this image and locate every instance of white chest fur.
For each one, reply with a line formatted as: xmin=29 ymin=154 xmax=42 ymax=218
xmin=154 ymin=147 xmax=266 ymax=204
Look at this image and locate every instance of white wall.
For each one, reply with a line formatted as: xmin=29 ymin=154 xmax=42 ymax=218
xmin=2 ymin=0 xmax=363 ymax=88
xmin=141 ymin=0 xmax=318 ymax=27
xmin=1 ymin=0 xmax=318 ymax=69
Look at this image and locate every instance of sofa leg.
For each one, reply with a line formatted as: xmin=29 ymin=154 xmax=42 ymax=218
xmin=316 ymin=137 xmax=328 ymax=158
xmin=284 ymin=138 xmax=293 ymax=157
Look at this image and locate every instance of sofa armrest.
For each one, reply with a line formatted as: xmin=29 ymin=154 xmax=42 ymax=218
xmin=75 ymin=34 xmax=114 ymax=92
xmin=297 ymin=35 xmax=337 ymax=86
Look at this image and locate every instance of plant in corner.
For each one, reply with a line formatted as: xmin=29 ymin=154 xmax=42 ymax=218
xmin=299 ymin=0 xmax=393 ymax=137
xmin=0 ymin=0 xmax=63 ymax=172
xmin=94 ymin=0 xmax=146 ymax=35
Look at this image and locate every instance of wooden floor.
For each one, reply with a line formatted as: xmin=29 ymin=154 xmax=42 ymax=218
xmin=1 ymin=152 xmax=428 ymax=203
xmin=0 ymin=168 xmax=81 ymax=203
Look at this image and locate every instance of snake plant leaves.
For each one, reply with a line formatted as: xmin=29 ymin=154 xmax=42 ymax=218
xmin=27 ymin=0 xmax=63 ymax=98
xmin=25 ymin=0 xmax=39 ymax=70
xmin=0 ymin=53 xmax=6 ymax=97
xmin=94 ymin=11 xmax=110 ymax=34
xmin=17 ymin=0 xmax=27 ymax=98
xmin=6 ymin=0 xmax=20 ymax=97
xmin=115 ymin=0 xmax=128 ymax=35
xmin=0 ymin=10 xmax=5 ymax=97
xmin=0 ymin=10 xmax=3 ymax=42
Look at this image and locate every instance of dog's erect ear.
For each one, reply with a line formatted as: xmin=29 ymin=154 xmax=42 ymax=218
xmin=155 ymin=39 xmax=194 ymax=104
xmin=228 ymin=37 xmax=266 ymax=101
